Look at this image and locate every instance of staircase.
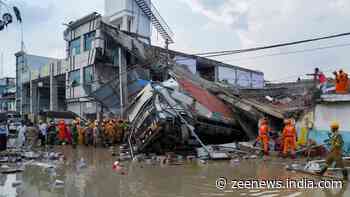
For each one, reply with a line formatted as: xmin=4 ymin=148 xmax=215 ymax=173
xmin=134 ymin=0 xmax=174 ymax=44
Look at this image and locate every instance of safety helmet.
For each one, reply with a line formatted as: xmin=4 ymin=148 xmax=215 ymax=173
xmin=330 ymin=121 xmax=339 ymax=129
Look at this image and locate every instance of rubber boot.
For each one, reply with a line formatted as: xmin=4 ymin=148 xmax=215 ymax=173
xmin=342 ymin=169 xmax=348 ymax=181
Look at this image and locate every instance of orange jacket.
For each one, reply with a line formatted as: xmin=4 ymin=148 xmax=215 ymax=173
xmin=282 ymin=125 xmax=296 ymax=138
xmin=58 ymin=121 xmax=66 ymax=140
xmin=259 ymin=124 xmax=269 ymax=137
xmin=335 ymin=72 xmax=349 ymax=93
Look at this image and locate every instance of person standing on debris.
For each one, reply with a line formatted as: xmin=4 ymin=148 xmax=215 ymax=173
xmin=257 ymin=118 xmax=270 ymax=156
xmin=333 ymin=69 xmax=349 ymax=94
xmin=39 ymin=121 xmax=48 ymax=147
xmin=318 ymin=122 xmax=348 ymax=180
xmin=314 ymin=68 xmax=327 ymax=93
xmin=282 ymin=118 xmax=297 ymax=159
xmin=0 ymin=121 xmax=9 ymax=151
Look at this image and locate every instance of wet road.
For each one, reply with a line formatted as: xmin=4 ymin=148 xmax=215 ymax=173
xmin=1 ymin=146 xmax=349 ymax=197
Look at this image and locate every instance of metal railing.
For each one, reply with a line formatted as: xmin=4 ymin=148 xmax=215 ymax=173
xmin=134 ymin=0 xmax=174 ymax=43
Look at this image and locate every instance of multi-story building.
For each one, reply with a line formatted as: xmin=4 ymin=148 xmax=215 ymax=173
xmin=15 ymin=51 xmax=66 ymax=118
xmin=15 ymin=0 xmax=264 ymax=120
xmin=0 ymin=77 xmax=16 ymax=112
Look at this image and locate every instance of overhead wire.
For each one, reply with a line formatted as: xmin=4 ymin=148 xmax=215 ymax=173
xmin=218 ymin=43 xmax=350 ymax=63
xmin=193 ymin=31 xmax=350 ymax=58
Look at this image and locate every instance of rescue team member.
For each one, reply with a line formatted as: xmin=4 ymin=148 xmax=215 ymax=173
xmin=318 ymin=122 xmax=348 ymax=181
xmin=282 ymin=118 xmax=297 ymax=159
xmin=58 ymin=120 xmax=67 ymax=144
xmin=258 ymin=118 xmax=270 ymax=155
xmin=334 ymin=69 xmax=349 ymax=94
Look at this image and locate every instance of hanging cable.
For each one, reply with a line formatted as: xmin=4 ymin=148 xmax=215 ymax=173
xmin=190 ymin=31 xmax=350 ymax=58
xmin=218 ymin=43 xmax=350 ymax=63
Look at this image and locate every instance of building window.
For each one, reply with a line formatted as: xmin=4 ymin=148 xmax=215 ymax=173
xmin=69 ymin=37 xmax=81 ymax=56
xmin=84 ymin=65 xmax=94 ymax=84
xmin=69 ymin=70 xmax=80 ymax=87
xmin=84 ymin=31 xmax=96 ymax=51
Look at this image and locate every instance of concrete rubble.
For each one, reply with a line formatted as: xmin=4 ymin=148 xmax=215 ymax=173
xmin=80 ymin=21 xmax=338 ymax=162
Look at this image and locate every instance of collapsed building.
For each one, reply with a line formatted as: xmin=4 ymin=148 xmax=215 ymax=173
xmin=16 ymin=0 xmax=345 ymax=156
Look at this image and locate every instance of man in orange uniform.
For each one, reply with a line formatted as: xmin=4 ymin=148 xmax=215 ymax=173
xmin=58 ymin=120 xmax=66 ymax=144
xmin=334 ymin=69 xmax=349 ymax=94
xmin=282 ymin=118 xmax=297 ymax=159
xmin=257 ymin=118 xmax=270 ymax=156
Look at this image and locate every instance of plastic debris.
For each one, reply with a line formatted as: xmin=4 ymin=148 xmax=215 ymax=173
xmin=54 ymin=179 xmax=64 ymax=188
xmin=230 ymin=159 xmax=240 ymax=166
xmin=77 ymin=158 xmax=87 ymax=169
xmin=112 ymin=161 xmax=122 ymax=171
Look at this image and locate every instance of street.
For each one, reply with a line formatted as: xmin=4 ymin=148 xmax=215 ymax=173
xmin=0 ymin=146 xmax=347 ymax=197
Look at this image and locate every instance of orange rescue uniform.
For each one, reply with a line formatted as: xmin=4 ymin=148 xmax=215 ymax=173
xmin=258 ymin=123 xmax=270 ymax=154
xmin=335 ymin=72 xmax=349 ymax=94
xmin=282 ymin=123 xmax=297 ymax=156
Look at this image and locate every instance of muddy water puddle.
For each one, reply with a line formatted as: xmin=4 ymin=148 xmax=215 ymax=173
xmin=0 ymin=146 xmax=348 ymax=197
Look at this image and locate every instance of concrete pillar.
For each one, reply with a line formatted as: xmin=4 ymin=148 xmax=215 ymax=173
xmin=119 ymin=47 xmax=128 ymax=119
xmin=50 ymin=63 xmax=58 ymax=111
xmin=30 ymin=82 xmax=38 ymax=115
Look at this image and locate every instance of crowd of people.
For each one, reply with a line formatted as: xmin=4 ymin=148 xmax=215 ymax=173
xmin=12 ymin=117 xmax=129 ymax=149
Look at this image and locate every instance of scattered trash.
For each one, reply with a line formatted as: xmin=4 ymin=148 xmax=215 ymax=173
xmin=304 ymin=162 xmax=321 ymax=172
xmin=249 ymin=155 xmax=258 ymax=159
xmin=77 ymin=158 xmax=87 ymax=169
xmin=112 ymin=161 xmax=122 ymax=171
xmin=230 ymin=159 xmax=240 ymax=166
xmin=30 ymin=162 xmax=55 ymax=169
xmin=197 ymin=159 xmax=208 ymax=165
xmin=54 ymin=179 xmax=64 ymax=188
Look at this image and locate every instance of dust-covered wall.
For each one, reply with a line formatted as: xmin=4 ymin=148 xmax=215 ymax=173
xmin=314 ymin=102 xmax=350 ymax=132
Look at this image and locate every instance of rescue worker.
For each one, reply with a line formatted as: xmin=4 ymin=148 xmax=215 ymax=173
xmin=318 ymin=122 xmax=348 ymax=180
xmin=333 ymin=69 xmax=349 ymax=94
xmin=257 ymin=118 xmax=270 ymax=155
xmin=282 ymin=118 xmax=297 ymax=159
xmin=105 ymin=120 xmax=115 ymax=146
xmin=58 ymin=120 xmax=67 ymax=144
